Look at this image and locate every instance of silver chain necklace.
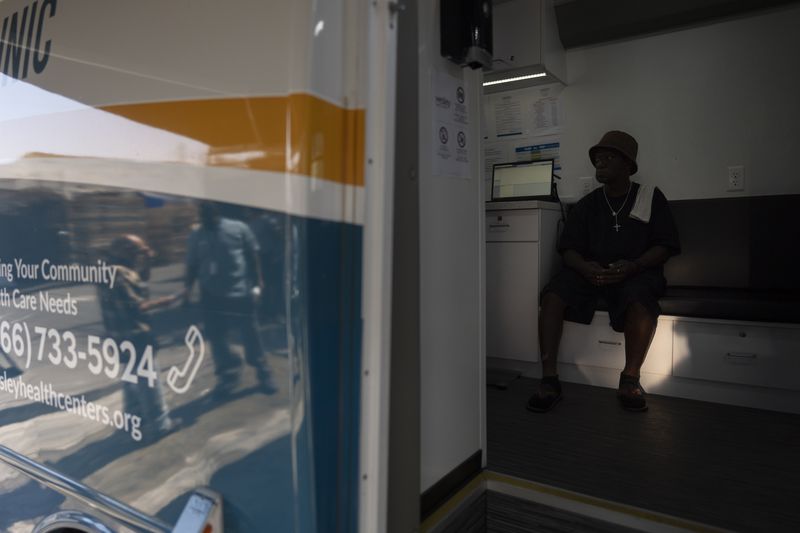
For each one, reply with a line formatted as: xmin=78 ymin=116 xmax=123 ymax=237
xmin=602 ymin=183 xmax=632 ymax=232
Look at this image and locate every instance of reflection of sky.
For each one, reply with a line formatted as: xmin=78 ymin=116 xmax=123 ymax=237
xmin=0 ymin=74 xmax=85 ymax=121
xmin=0 ymin=75 xmax=209 ymax=165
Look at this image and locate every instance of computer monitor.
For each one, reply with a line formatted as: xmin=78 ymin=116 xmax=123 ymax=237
xmin=491 ymin=159 xmax=555 ymax=202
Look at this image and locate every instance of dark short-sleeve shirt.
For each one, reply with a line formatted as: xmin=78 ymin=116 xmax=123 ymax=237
xmin=558 ymin=183 xmax=680 ymax=274
xmin=186 ymin=217 xmax=260 ymax=298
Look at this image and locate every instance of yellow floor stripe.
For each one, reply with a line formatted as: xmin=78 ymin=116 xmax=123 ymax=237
xmin=485 ymin=472 xmax=726 ymax=533
xmin=102 ymin=93 xmax=364 ymax=186
xmin=420 ymin=474 xmax=485 ymax=533
xmin=421 ymin=471 xmax=726 ymax=533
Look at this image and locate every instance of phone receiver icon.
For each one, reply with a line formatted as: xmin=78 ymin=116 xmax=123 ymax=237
xmin=167 ymin=325 xmax=205 ymax=394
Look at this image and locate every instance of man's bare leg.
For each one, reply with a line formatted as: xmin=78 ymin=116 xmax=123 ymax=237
xmin=619 ymin=302 xmax=657 ymax=411
xmin=539 ymin=292 xmax=567 ymax=375
xmin=527 ymin=292 xmax=567 ymax=412
xmin=622 ymin=302 xmax=657 ymax=376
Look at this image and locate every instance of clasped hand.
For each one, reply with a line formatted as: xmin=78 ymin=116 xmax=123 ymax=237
xmin=581 ymin=260 xmax=638 ymax=286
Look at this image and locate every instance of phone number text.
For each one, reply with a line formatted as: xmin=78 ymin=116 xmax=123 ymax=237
xmin=1 ymin=320 xmax=158 ymax=387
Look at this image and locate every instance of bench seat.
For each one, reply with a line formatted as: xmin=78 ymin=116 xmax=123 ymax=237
xmin=594 ymin=288 xmax=800 ymax=324
xmin=659 ymin=287 xmax=800 ymax=324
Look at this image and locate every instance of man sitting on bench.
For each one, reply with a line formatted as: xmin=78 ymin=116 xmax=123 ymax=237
xmin=528 ymin=131 xmax=680 ymax=413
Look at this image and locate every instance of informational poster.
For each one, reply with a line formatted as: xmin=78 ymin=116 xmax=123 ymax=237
xmin=433 ymin=71 xmax=470 ymax=179
xmin=482 ymin=83 xmax=565 ymax=194
xmin=529 ymin=85 xmax=562 ymax=137
xmin=492 ymin=94 xmax=524 ymax=138
xmin=515 ymin=138 xmax=562 ymax=171
xmin=483 ymin=83 xmax=564 ymax=140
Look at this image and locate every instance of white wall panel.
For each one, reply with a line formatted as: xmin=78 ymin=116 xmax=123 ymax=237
xmin=419 ymin=0 xmax=485 ymax=492
xmin=557 ymin=5 xmax=800 ymax=200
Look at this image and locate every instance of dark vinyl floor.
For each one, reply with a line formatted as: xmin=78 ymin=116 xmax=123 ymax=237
xmin=486 ymin=491 xmax=640 ymax=533
xmin=487 ymin=377 xmax=800 ymax=533
xmin=441 ymin=491 xmax=640 ymax=533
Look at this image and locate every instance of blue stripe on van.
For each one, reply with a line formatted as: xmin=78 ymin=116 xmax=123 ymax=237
xmin=291 ymin=216 xmax=362 ymax=533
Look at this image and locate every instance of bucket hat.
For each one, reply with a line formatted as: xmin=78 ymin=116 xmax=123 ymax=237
xmin=589 ymin=130 xmax=638 ymax=175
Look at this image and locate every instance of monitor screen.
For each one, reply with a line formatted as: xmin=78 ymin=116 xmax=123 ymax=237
xmin=491 ymin=160 xmax=554 ymax=201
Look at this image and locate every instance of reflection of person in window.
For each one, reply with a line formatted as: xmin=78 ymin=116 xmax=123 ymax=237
xmin=184 ymin=202 xmax=277 ymax=394
xmin=99 ymin=234 xmax=179 ymax=433
xmin=249 ymin=209 xmax=286 ymax=326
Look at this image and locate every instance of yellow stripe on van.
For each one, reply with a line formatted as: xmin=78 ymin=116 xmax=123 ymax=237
xmin=102 ymin=94 xmax=365 ymax=186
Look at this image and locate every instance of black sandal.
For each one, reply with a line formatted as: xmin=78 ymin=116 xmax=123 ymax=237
xmin=617 ymin=373 xmax=648 ymax=412
xmin=526 ymin=375 xmax=562 ymax=413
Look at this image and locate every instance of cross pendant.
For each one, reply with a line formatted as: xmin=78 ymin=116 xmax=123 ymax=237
xmin=613 ymin=222 xmax=621 ymax=232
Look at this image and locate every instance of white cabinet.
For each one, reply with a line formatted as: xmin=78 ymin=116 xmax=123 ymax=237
xmin=558 ymin=312 xmax=673 ymax=376
xmin=486 ymin=210 xmax=539 ymax=242
xmin=486 ymin=241 xmax=539 ymax=361
xmin=673 ymin=319 xmax=800 ymax=392
xmin=485 ymin=201 xmax=560 ymax=362
xmin=551 ymin=313 xmax=800 ymax=414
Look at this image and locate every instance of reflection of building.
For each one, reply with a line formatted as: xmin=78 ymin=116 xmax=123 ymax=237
xmin=0 ymin=187 xmax=70 ymax=271
xmin=0 ymin=182 xmax=196 ymax=273
xmin=68 ymin=192 xmax=147 ymax=264
xmin=143 ymin=196 xmax=197 ymax=265
xmin=68 ymin=191 xmax=195 ymax=266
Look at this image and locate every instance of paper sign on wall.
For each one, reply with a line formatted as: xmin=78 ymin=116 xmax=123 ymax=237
xmin=515 ymin=140 xmax=561 ymax=170
xmin=433 ymin=71 xmax=470 ymax=179
xmin=483 ymin=83 xmax=564 ymax=140
xmin=482 ymin=83 xmax=565 ymax=194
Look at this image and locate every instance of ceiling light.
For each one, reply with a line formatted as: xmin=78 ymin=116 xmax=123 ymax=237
xmin=483 ymin=72 xmax=547 ymax=87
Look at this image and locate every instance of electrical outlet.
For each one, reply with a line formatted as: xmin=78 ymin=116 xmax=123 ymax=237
xmin=579 ymin=176 xmax=595 ymax=197
xmin=727 ymin=166 xmax=745 ymax=192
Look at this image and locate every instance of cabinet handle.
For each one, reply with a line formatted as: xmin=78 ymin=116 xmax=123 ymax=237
xmin=725 ymin=352 xmax=757 ymax=362
xmin=489 ymin=224 xmax=510 ymax=229
xmin=598 ymin=340 xmax=622 ymax=346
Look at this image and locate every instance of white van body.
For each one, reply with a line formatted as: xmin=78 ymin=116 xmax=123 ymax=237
xmin=0 ymin=1 xmax=397 ymax=531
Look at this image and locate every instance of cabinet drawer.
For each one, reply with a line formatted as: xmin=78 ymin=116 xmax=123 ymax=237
xmin=558 ymin=313 xmax=672 ymax=375
xmin=486 ymin=210 xmax=539 ymax=242
xmin=673 ymin=321 xmax=800 ymax=391
xmin=486 ymin=242 xmax=540 ymax=362
xmin=559 ymin=319 xmax=624 ymax=369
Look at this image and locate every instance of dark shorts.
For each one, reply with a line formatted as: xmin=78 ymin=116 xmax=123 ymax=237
xmin=542 ymin=268 xmax=666 ymax=332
